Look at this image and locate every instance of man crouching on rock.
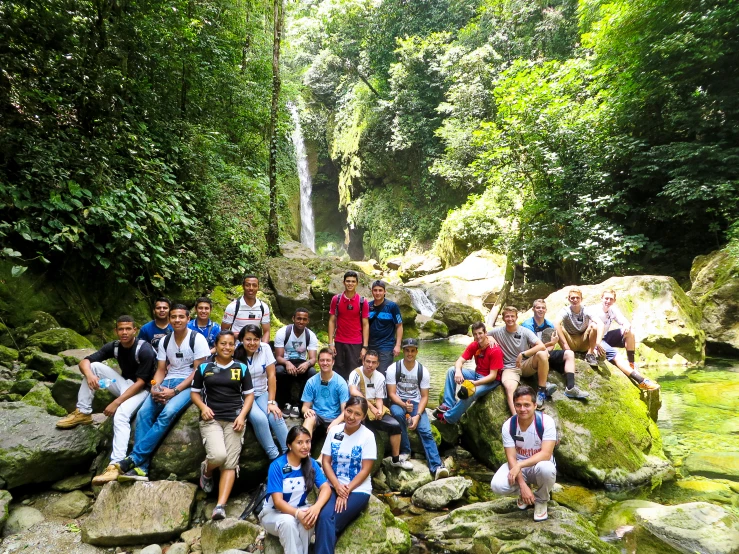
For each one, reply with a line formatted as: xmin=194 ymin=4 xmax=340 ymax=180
xmin=57 ymin=315 xmax=156 ymax=486
xmin=490 ymin=385 xmax=557 ymax=522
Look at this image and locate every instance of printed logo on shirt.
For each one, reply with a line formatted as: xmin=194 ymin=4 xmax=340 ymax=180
xmin=231 ymin=368 xmax=240 ymax=380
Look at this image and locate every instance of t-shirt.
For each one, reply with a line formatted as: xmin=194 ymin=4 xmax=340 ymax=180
xmin=233 ymin=345 xmax=275 ymax=395
xmin=368 ymin=300 xmax=402 ymax=351
xmin=192 ymin=360 xmax=254 ymax=421
xmin=502 ymin=413 xmax=557 ymax=463
xmin=85 ymin=340 xmax=156 ymax=383
xmin=586 ymin=305 xmax=627 ymax=334
xmin=301 ymin=373 xmax=349 ymax=420
xmin=138 ymin=321 xmax=173 ymax=347
xmin=487 ymin=327 xmax=540 ymax=370
xmin=521 ymin=317 xmax=555 ymax=338
xmin=222 ymin=297 xmax=271 ymax=335
xmin=274 ymin=325 xmax=318 ymax=361
xmin=329 ymin=293 xmax=369 ymax=344
xmin=187 ymin=319 xmax=221 ymax=348
xmin=156 ymin=329 xmax=211 ymax=380
xmin=348 ymin=368 xmax=387 ymax=401
xmin=556 ymin=306 xmax=592 ymax=335
xmin=385 ymin=361 xmax=430 ymax=403
xmin=461 ymin=341 xmax=504 ymax=378
xmin=321 ymin=423 xmax=376 ymax=495
xmin=264 ymin=454 xmax=327 ymax=510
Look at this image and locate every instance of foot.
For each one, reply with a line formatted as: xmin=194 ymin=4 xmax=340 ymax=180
xmin=437 ymin=403 xmax=450 ymax=413
xmin=584 ymin=352 xmax=598 ymax=367
xmin=434 ymin=466 xmax=449 ymax=480
xmin=536 ymin=390 xmax=546 ymax=410
xmin=399 ymin=453 xmax=410 ymax=462
xmin=281 ymin=403 xmax=293 ymax=419
xmin=534 ymin=501 xmax=548 ymax=521
xmin=432 ymin=410 xmax=447 ymax=423
xmin=200 ymin=460 xmax=214 ymax=493
xmin=517 ymin=496 xmax=530 ymax=510
xmin=117 ymin=467 xmax=148 ymax=482
xmin=545 ymin=382 xmax=558 ymax=397
xmin=290 ymin=406 xmax=300 ymax=419
xmin=212 ymin=504 xmax=226 ymax=520
xmin=564 ymin=386 xmax=590 ymax=399
xmin=56 ymin=409 xmax=93 ymax=429
xmin=92 ymin=464 xmax=120 ymax=486
xmin=116 ymin=456 xmax=136 ymax=474
xmin=638 ymin=378 xmax=660 ymax=391
xmin=391 ymin=458 xmax=413 ymax=470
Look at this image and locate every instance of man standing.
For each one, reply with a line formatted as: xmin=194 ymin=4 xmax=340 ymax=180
xmin=367 ymin=280 xmax=403 ymax=375
xmin=554 ymin=287 xmax=599 ymax=368
xmin=274 ymin=308 xmax=318 ymax=417
xmin=435 ymin=322 xmax=503 ymax=424
xmin=222 ymin=275 xmax=271 ymax=341
xmin=187 ymin=296 xmax=221 ymax=350
xmin=301 ymin=348 xmax=349 ymax=436
xmin=57 ymin=315 xmax=156 ymax=485
xmin=490 ymin=385 xmax=557 ymax=522
xmin=386 ymin=338 xmax=448 ymax=480
xmin=137 ymin=297 xmax=173 ymax=347
xmin=117 ymin=304 xmax=210 ymax=481
xmin=327 ymin=271 xmax=369 ymax=381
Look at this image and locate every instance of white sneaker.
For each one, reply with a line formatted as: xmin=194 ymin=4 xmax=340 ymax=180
xmin=534 ymin=501 xmax=548 ymax=521
xmin=391 ymin=458 xmax=413 ymax=470
xmin=399 ymin=453 xmax=410 ymax=462
xmin=434 ymin=466 xmax=449 ymax=480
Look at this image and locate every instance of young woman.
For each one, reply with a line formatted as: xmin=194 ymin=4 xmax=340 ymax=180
xmin=191 ymin=331 xmax=254 ymax=520
xmin=234 ymin=324 xmax=288 ymax=460
xmin=259 ymin=425 xmax=332 ymax=554
xmin=315 ymin=396 xmax=376 ymax=554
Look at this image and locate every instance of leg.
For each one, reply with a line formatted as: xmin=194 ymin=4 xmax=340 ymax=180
xmin=441 ymin=367 xmax=460 ymax=409
xmin=110 ymin=389 xmax=149 ymax=464
xmin=376 ymin=351 xmax=394 ymax=376
xmin=413 ymin=403 xmax=442 ymax=473
xmin=563 ymin=350 xmax=575 ymax=374
xmin=586 ymin=326 xmax=597 ymax=354
xmin=76 ymin=362 xmax=122 ymax=413
xmin=268 ymin=408 xmax=289 ymax=455
xmin=443 ymin=370 xmax=498 ymax=424
xmin=217 ymin=469 xmax=236 ymax=507
xmin=200 ymin=419 xmax=229 ymax=473
xmin=261 ymin=508 xmax=312 ymax=554
xmin=389 ymin=404 xmax=411 ymax=456
xmin=501 ymin=369 xmax=521 ymax=416
xmin=274 ymin=364 xmax=290 ymax=408
xmin=333 ymin=342 xmax=351 ymax=382
xmin=532 ymin=351 xmax=549 ymax=387
xmin=530 ymin=461 xmax=556 ymax=503
xmin=250 ymin=393 xmax=280 ymax=460
xmin=490 ymin=463 xmax=517 ymax=496
xmin=315 ymin=491 xmax=370 ymax=554
xmin=371 ymin=414 xmax=402 ymax=457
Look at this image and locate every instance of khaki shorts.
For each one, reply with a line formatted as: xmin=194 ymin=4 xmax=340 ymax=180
xmin=559 ymin=327 xmax=593 ymax=352
xmin=501 ymin=356 xmax=537 ymax=386
xmin=200 ymin=418 xmax=245 ymax=470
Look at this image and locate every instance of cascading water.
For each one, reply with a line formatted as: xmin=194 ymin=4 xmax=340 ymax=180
xmin=288 ymin=102 xmax=315 ymax=252
xmin=407 ymin=287 xmax=437 ymax=317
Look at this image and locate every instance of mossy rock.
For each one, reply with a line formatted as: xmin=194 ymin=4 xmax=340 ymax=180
xmin=0 ymin=345 xmax=18 ymax=366
xmin=0 ymin=489 xmax=11 ymax=532
xmin=23 ymin=350 xmax=66 ymax=378
xmin=432 ymin=302 xmax=483 ymax=335
xmin=14 ymin=311 xmax=60 ymax=344
xmin=597 ymin=499 xmax=662 ymax=535
xmin=51 ymin=366 xmax=84 ymax=413
xmin=335 ymin=495 xmax=411 ymax=554
xmin=25 ymin=328 xmax=94 ymax=354
xmin=22 ymin=383 xmax=67 ymax=416
xmin=416 ymin=316 xmax=449 ymax=340
xmin=9 ymin=379 xmax=38 ymax=396
xmin=15 ymin=369 xmax=44 ymax=380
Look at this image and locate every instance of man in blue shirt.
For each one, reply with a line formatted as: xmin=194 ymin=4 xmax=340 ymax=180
xmin=137 ymin=297 xmax=173 ymax=348
xmin=187 ymin=296 xmax=221 ymax=351
xmin=368 ymin=280 xmax=403 ymax=375
xmin=301 ymin=348 xmax=349 ymax=436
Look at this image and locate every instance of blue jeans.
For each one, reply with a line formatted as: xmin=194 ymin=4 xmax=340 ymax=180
xmin=249 ymin=391 xmax=288 ymax=460
xmin=130 ymin=377 xmax=191 ymax=472
xmin=442 ymin=367 xmax=500 ymax=424
xmin=390 ymin=400 xmax=442 ymax=473
xmin=314 ymin=491 xmax=370 ymax=554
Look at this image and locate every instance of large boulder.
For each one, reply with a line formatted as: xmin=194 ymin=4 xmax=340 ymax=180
xmin=22 ymin=383 xmax=67 ymax=416
xmin=414 ymin=315 xmax=449 ymax=340
xmin=58 ymin=348 xmax=96 ymax=366
xmin=425 ymin=497 xmax=619 ymax=553
xmin=396 ymin=251 xmax=443 ymax=281
xmin=684 ymin=452 xmax=739 ymax=482
xmin=3 ymin=506 xmax=45 ymax=537
xmin=381 ymin=458 xmax=433 ymax=495
xmin=0 ymin=345 xmax=18 ymax=365
xmin=411 ymin=476 xmax=472 ymax=510
xmin=25 ymin=328 xmax=94 ymax=354
xmin=200 ymin=518 xmax=261 ymax=554
xmin=82 ymin=481 xmax=197 ymax=546
xmin=0 ymin=402 xmax=101 ymax=489
xmin=432 ymin=302 xmax=483 ymax=335
xmin=335 ymin=495 xmax=411 ymax=554
xmin=460 ymin=360 xmax=673 ymax=489
xmin=0 ymin=489 xmax=10 ymax=533
xmin=688 ymin=248 xmax=739 ymax=355
xmin=51 ymin=366 xmax=85 ymax=412
xmin=22 ymin=350 xmax=67 ymax=378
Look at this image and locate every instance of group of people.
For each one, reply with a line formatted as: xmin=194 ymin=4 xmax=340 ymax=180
xmin=55 ymin=271 xmax=659 ymax=551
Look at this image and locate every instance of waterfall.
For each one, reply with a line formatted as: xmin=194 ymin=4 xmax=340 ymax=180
xmin=407 ymin=287 xmax=437 ymax=317
xmin=289 ymin=102 xmax=315 ymax=252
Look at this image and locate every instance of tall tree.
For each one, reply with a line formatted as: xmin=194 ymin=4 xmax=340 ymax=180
xmin=266 ymin=0 xmax=284 ymax=256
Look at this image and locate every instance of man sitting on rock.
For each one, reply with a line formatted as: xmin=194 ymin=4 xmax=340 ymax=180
xmin=137 ymin=297 xmax=173 ymax=348
xmin=367 ymin=280 xmax=403 ymax=374
xmin=57 ymin=315 xmax=156 ymax=485
xmin=274 ymin=307 xmax=318 ymax=417
xmin=553 ymin=287 xmax=600 ymax=368
xmin=221 ymin=275 xmax=270 ymax=340
xmin=435 ymin=322 xmax=503 ymax=424
xmin=327 ymin=270 xmax=369 ymax=381
xmin=521 ymin=299 xmax=589 ymax=401
xmin=490 ymin=385 xmax=557 ymax=522
xmin=386 ymin=338 xmax=449 ymax=480
xmin=348 ymin=349 xmax=413 ymax=470
xmin=117 ymin=304 xmax=210 ymax=481
xmin=589 ymin=289 xmax=659 ymax=391
xmin=301 ymin=348 xmax=349 ymax=437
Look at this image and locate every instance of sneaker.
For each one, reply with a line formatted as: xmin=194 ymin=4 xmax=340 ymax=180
xmin=437 ymin=403 xmax=451 ymax=413
xmin=534 ymin=501 xmax=548 ymax=521
xmin=638 ymin=378 xmax=660 ymax=391
xmin=212 ymin=504 xmax=226 ymax=520
xmin=92 ymin=464 xmax=120 ymax=486
xmin=281 ymin=403 xmax=293 ymax=419
xmin=517 ymin=496 xmax=530 ymax=510
xmin=290 ymin=406 xmax=300 ymax=419
xmin=56 ymin=409 xmax=93 ymax=429
xmin=432 ymin=409 xmax=447 ymax=423
xmin=200 ymin=460 xmax=213 ymax=493
xmin=536 ymin=391 xmax=546 ymax=410
xmin=434 ymin=466 xmax=449 ymax=480
xmin=545 ymin=382 xmax=558 ymax=397
xmin=564 ymin=386 xmax=590 ymax=399
xmin=585 ymin=352 xmax=598 ymax=367
xmin=117 ymin=467 xmax=149 ymax=482
xmin=391 ymin=458 xmax=414 ymax=470
xmin=116 ymin=457 xmax=135 ymax=474
xmin=399 ymin=453 xmax=410 ymax=462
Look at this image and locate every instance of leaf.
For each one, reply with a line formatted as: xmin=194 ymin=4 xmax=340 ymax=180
xmin=2 ymin=248 xmax=22 ymax=257
xmin=11 ymin=265 xmax=27 ymax=277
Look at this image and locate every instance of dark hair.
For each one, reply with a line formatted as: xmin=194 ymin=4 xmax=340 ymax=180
xmin=170 ymin=303 xmax=189 ymax=314
xmin=343 ymin=270 xmax=359 ymax=282
xmin=242 ymin=274 xmax=259 ymax=285
xmin=116 ymin=315 xmax=135 ymax=327
xmin=293 ymin=307 xmax=310 ymax=317
xmin=364 ymin=349 xmax=379 ymax=361
xmin=214 ymin=330 xmax=236 ymax=346
xmin=371 ymin=280 xmax=386 ymax=290
xmin=238 ymin=323 xmax=263 ymax=340
xmin=513 ymin=385 xmax=536 ymax=403
xmin=195 ymin=297 xmax=213 ymax=308
xmin=286 ymin=425 xmax=315 ymax=490
xmin=318 ymin=347 xmax=334 ymax=360
xmin=471 ymin=321 xmax=486 ymax=333
xmin=154 ymin=297 xmax=172 ymax=308
xmin=345 ymin=395 xmax=369 ymax=416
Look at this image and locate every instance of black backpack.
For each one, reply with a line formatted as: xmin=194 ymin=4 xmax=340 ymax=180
xmin=283 ymin=324 xmax=313 ymax=351
xmin=394 ymin=360 xmax=425 ymax=390
xmin=231 ymin=297 xmax=265 ymax=326
xmin=162 ymin=330 xmax=198 ymax=363
xmin=113 ymin=339 xmax=146 ymax=364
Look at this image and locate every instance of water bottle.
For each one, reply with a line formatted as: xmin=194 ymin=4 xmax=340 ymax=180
xmin=151 ymin=380 xmax=163 ymax=392
xmin=99 ymin=378 xmax=116 ymax=389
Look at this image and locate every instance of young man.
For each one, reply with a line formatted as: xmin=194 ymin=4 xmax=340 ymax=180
xmin=221 ymin=275 xmax=270 ymax=341
xmin=187 ymin=297 xmax=221 ymax=350
xmin=554 ymin=287 xmax=600 ymax=368
xmin=117 ymin=304 xmax=210 ymax=481
xmin=328 ymin=271 xmax=369 ymax=381
xmin=521 ymin=299 xmax=589 ymax=400
xmin=57 ymin=316 xmax=156 ymax=485
xmin=367 ymin=280 xmax=403 ymax=375
xmin=137 ymin=297 xmax=173 ymax=347
xmin=301 ymin=348 xmax=349 ymax=436
xmin=386 ymin=338 xmax=448 ymax=480
xmin=435 ymin=322 xmax=503 ymax=424
xmin=488 ymin=307 xmax=552 ymax=413
xmin=348 ymin=349 xmax=413 ymax=470
xmin=589 ymin=290 xmax=659 ymax=390
xmin=490 ymin=385 xmax=557 ymax=522
xmin=274 ymin=308 xmax=318 ymax=416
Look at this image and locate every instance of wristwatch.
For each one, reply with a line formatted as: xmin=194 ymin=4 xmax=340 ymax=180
xmin=173 ymin=388 xmax=180 ymax=395
xmin=268 ymin=400 xmax=277 ymax=405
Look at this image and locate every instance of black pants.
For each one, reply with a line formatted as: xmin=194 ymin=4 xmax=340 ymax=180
xmin=334 ymin=342 xmax=363 ymax=382
xmin=275 ymin=359 xmax=317 ymax=407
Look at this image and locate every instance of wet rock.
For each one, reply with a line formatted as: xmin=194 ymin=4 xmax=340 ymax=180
xmin=140 ymin=545 xmax=162 ymax=554
xmin=414 ymin=315 xmax=448 ymax=340
xmin=26 ymin=328 xmax=94 ymax=355
xmin=381 ymin=458 xmax=433 ymax=495
xmin=597 ymin=499 xmax=662 ymax=535
xmin=432 ymin=302 xmax=483 ymax=335
xmin=3 ymin=506 xmax=45 ymax=536
xmin=46 ymin=490 xmax=91 ymax=518
xmin=684 ymin=452 xmax=739 ymax=481
xmin=52 ymin=473 xmax=93 ymax=492
xmin=553 ymin=483 xmax=602 ymax=516
xmin=200 ymin=518 xmax=261 ymax=554
xmin=180 ymin=526 xmax=202 ymax=547
xmin=411 ymin=476 xmax=472 ymax=510
xmin=22 ymin=382 xmax=67 ymax=416
xmin=166 ymin=543 xmax=190 ymax=554
xmin=335 ymin=495 xmax=410 ymax=554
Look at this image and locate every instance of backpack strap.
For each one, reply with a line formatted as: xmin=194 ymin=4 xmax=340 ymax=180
xmin=534 ymin=411 xmax=544 ymax=442
xmin=285 ymin=324 xmax=293 ymax=343
xmin=354 ymin=367 xmax=367 ymax=397
xmin=232 ymin=297 xmax=241 ymax=325
xmin=509 ymin=415 xmax=518 ymax=440
xmin=163 ymin=331 xmax=173 ymax=352
xmin=305 ymin=328 xmax=313 ymax=348
xmin=134 ymin=339 xmax=144 ymax=365
xmin=417 ymin=362 xmax=424 ymax=389
xmin=395 ymin=360 xmax=402 ymax=386
xmin=113 ymin=340 xmax=121 ymax=360
xmin=189 ymin=329 xmax=197 ymax=352
xmin=359 ymin=296 xmax=363 ymax=318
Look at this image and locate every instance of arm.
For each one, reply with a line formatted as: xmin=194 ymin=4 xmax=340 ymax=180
xmin=516 ymin=340 xmax=547 ymax=368
xmin=301 ymin=400 xmax=315 ymax=419
xmin=233 ymin=392 xmax=254 ymax=432
xmin=274 ymin=345 xmax=297 ymax=375
xmin=261 ymin=323 xmax=271 ymax=344
xmin=393 ymin=323 xmax=403 ymax=357
xmin=327 ymin=314 xmax=337 ymax=355
xmin=158 ymin=358 xmax=202 ymax=402
xmin=386 ymin=383 xmax=404 ymax=408
xmin=555 ymin=321 xmax=570 ymax=350
xmin=300 ymin=482 xmax=332 ymax=529
xmin=78 ymin=358 xmax=100 ymax=391
xmin=471 ymin=372 xmax=499 ymax=387
xmin=328 ymin=403 xmax=345 ymax=428
xmin=298 ymin=349 xmax=317 ymax=373
xmin=265 ymin=363 xmax=282 ymax=419
xmin=348 ymin=384 xmax=364 ymax=398
xmin=151 ymin=359 xmax=168 ymax=403
xmin=504 ymin=445 xmax=535 ymax=505
xmin=361 ymin=316 xmax=369 ymax=355
xmin=190 ymin=389 xmax=214 ymax=420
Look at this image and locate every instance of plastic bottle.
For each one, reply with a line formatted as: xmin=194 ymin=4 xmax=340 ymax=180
xmin=151 ymin=380 xmax=163 ymax=392
xmin=99 ymin=378 xmax=116 ymax=389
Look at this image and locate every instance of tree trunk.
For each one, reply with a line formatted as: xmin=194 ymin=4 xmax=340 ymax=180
xmin=266 ymin=0 xmax=283 ymax=257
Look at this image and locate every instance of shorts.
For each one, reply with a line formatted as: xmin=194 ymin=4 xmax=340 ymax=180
xmin=501 ymin=356 xmax=537 ymax=386
xmin=364 ymin=413 xmax=401 ymax=436
xmin=199 ymin=418 xmax=245 ymax=470
xmin=603 ymin=329 xmax=626 ymax=348
xmin=559 ymin=327 xmax=593 ymax=352
xmin=548 ymin=350 xmax=565 ymax=373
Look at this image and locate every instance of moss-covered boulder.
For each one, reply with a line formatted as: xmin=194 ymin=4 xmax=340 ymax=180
xmin=22 ymin=349 xmax=67 ymax=378
xmin=461 ymin=359 xmax=673 ymax=489
xmin=58 ymin=348 xmax=96 ymax=366
xmin=432 ymin=302 xmax=483 ymax=335
xmin=335 ymin=495 xmax=410 ymax=554
xmin=0 ymin=345 xmax=18 ymax=366
xmin=201 ymin=518 xmax=261 ymax=554
xmin=14 ymin=311 xmax=60 ymax=344
xmin=415 ymin=315 xmax=449 ymax=340
xmin=51 ymin=366 xmax=84 ymax=412
xmin=688 ymin=248 xmax=739 ymax=355
xmin=9 ymin=378 xmax=38 ymax=396
xmin=25 ymin=328 xmax=94 ymax=354
xmin=0 ymin=489 xmax=10 ymax=534
xmin=22 ymin=383 xmax=67 ymax=416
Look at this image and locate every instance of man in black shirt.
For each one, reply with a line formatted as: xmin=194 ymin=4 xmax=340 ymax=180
xmin=57 ymin=315 xmax=156 ymax=485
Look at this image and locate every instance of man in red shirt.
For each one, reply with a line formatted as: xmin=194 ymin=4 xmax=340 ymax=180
xmin=434 ymin=322 xmax=503 ymax=424
xmin=327 ymin=271 xmax=370 ymax=381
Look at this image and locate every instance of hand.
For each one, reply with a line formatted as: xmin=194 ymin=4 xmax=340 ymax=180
xmin=103 ymin=399 xmax=121 ymax=417
xmin=622 ymin=325 xmax=631 ymax=334
xmin=285 ymin=361 xmax=297 ymax=376
xmin=301 ymin=505 xmax=320 ymax=529
xmin=596 ymin=344 xmax=606 ymax=357
xmin=454 ymin=369 xmax=464 ymax=385
xmin=200 ymin=406 xmax=215 ymax=421
xmin=507 ymin=463 xmax=521 ymax=486
xmin=360 ymin=347 xmax=367 ymax=361
xmin=520 ymin=483 xmax=536 ymax=506
xmin=233 ymin=414 xmax=246 ymax=431
xmin=335 ymin=495 xmax=348 ymax=513
xmin=372 ymin=406 xmax=382 ymax=419
xmin=303 ymin=409 xmax=315 ymax=420
xmin=546 ymin=331 xmax=559 ymax=348
xmin=488 ymin=337 xmax=499 ymax=347
xmin=408 ymin=414 xmax=420 ymax=431
xmin=335 ymin=483 xmax=350 ymax=499
xmin=296 ymin=362 xmax=310 ymax=374
xmin=329 ymin=344 xmax=336 ymax=355
xmin=405 ymin=401 xmax=413 ymax=414
xmin=86 ymin=374 xmax=100 ymax=391
xmin=392 ymin=345 xmax=400 ymax=357
xmin=267 ymin=402 xmax=283 ymax=419
xmin=153 ymin=388 xmax=173 ymax=404
xmin=516 ymin=353 xmax=524 ymax=368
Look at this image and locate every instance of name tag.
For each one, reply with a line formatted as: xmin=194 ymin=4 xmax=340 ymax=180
xmin=513 ymin=435 xmax=524 ymax=442
xmin=282 ymin=464 xmax=292 ymax=474
xmin=333 ymin=432 xmax=344 ymax=441
xmin=176 ymin=352 xmax=184 ymax=359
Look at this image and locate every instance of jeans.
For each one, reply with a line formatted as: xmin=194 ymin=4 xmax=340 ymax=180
xmin=314 ymin=491 xmax=370 ymax=554
xmin=390 ymin=401 xmax=442 ymax=473
xmin=441 ymin=367 xmax=500 ymax=424
xmin=130 ymin=377 xmax=191 ymax=472
xmin=249 ymin=392 xmax=288 ymax=460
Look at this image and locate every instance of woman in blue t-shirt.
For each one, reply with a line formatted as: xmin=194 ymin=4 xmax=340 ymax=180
xmin=259 ymin=425 xmax=332 ymax=554
xmin=315 ymin=396 xmax=376 ymax=554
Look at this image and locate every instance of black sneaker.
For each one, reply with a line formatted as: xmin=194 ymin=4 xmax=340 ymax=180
xmin=116 ymin=457 xmax=135 ymax=474
xmin=117 ymin=467 xmax=149 ymax=482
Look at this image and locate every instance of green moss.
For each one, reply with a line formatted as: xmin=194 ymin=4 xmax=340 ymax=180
xmin=22 ymin=383 xmax=67 ymax=416
xmin=0 ymin=345 xmax=18 ymax=365
xmin=26 ymin=328 xmax=94 ymax=354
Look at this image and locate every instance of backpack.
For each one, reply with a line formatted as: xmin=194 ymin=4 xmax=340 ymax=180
xmin=162 ymin=330 xmax=198 ymax=360
xmin=231 ymin=297 xmax=265 ymax=326
xmin=353 ymin=368 xmax=391 ymax=420
xmin=509 ymin=411 xmax=545 ymax=442
xmin=394 ymin=360 xmax=425 ymax=392
xmin=333 ymin=293 xmax=364 ymax=320
xmin=283 ymin=324 xmax=313 ymax=353
xmin=113 ymin=339 xmax=146 ymax=364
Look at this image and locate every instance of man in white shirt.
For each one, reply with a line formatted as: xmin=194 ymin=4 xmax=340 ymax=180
xmin=221 ymin=275 xmax=271 ymax=340
xmin=554 ymin=287 xmax=600 ymax=368
xmin=274 ymin=308 xmax=318 ymax=417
